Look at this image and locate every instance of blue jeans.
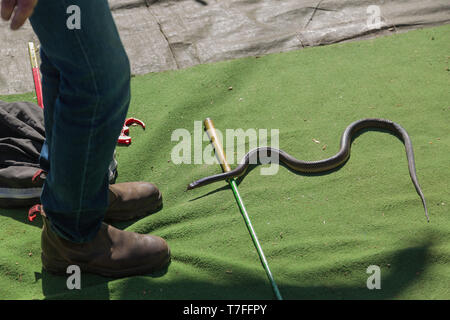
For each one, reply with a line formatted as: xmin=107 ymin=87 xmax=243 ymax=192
xmin=29 ymin=0 xmax=131 ymax=243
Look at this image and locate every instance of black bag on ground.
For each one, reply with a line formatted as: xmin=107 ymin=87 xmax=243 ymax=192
xmin=0 ymin=100 xmax=118 ymax=209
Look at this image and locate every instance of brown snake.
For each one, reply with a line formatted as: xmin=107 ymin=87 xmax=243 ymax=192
xmin=187 ymin=118 xmax=429 ymax=222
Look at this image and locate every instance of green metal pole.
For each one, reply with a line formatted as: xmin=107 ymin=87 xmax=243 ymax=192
xmin=228 ymin=178 xmax=283 ymax=300
xmin=204 ymin=118 xmax=283 ymax=300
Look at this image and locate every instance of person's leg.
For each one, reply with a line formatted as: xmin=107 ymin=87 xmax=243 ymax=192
xmin=29 ymin=0 xmax=130 ymax=243
xmin=38 ymin=48 xmax=59 ymax=172
xmin=30 ymin=0 xmax=170 ymax=276
xmin=37 ymin=46 xmax=164 ymax=224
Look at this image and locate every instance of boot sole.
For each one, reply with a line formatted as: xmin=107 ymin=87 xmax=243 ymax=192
xmin=41 ymin=248 xmax=171 ymax=278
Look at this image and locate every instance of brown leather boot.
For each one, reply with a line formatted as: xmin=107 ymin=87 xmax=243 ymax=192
xmin=41 ymin=211 xmax=170 ymax=278
xmin=105 ymin=182 xmax=162 ymax=222
xmin=31 ymin=172 xmax=162 ymax=222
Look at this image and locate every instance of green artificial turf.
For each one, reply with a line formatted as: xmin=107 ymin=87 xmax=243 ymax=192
xmin=0 ymin=25 xmax=449 ymax=300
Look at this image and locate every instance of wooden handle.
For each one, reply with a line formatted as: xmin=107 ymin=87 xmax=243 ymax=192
xmin=204 ymin=118 xmax=231 ymax=173
xmin=28 ymin=42 xmax=39 ymax=68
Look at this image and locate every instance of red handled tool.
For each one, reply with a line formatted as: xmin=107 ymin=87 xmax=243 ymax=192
xmin=27 ymin=41 xmax=145 ymax=146
xmin=28 ymin=42 xmax=44 ymax=109
xmin=28 ymin=204 xmax=41 ymax=222
xmin=117 ymin=117 xmax=146 ymax=146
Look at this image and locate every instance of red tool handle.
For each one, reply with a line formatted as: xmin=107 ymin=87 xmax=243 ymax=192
xmin=27 ymin=42 xmax=147 ymax=145
xmin=117 ymin=118 xmax=146 ymax=146
xmin=32 ymin=67 xmax=44 ymax=109
xmin=28 ymin=42 xmax=44 ymax=109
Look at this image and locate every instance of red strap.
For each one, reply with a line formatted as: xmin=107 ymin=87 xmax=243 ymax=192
xmin=28 ymin=204 xmax=41 ymax=222
xmin=117 ymin=135 xmax=132 ymax=145
xmin=32 ymin=169 xmax=46 ymax=184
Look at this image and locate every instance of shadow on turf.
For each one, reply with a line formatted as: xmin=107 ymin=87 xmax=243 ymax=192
xmin=36 ymin=238 xmax=435 ymax=299
xmin=36 ymin=261 xmax=171 ymax=300
xmin=0 ymin=207 xmax=44 ymax=229
xmin=0 ymin=203 xmax=163 ymax=231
